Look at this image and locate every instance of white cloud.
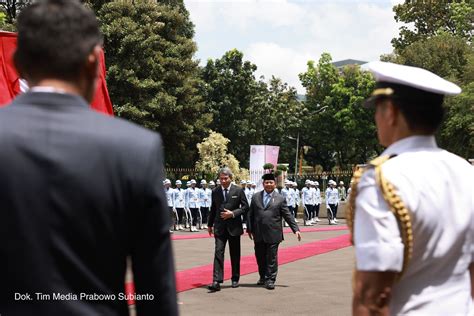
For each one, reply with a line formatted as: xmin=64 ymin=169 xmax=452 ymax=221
xmin=246 ymin=42 xmax=313 ymax=93
xmin=185 ymin=0 xmax=401 ymax=93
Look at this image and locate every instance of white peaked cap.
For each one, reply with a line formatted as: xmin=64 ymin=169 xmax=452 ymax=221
xmin=367 ymin=61 xmax=461 ymax=95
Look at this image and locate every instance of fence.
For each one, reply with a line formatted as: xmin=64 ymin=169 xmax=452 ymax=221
xmin=165 ymin=168 xmax=356 ymax=192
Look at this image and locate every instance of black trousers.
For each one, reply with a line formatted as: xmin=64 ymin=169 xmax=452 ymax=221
xmin=304 ymin=204 xmax=314 ymax=220
xmin=254 ymin=241 xmax=279 ymax=282
xmin=176 ymin=208 xmax=184 ymax=224
xmin=168 ymin=207 xmax=175 ymax=228
xmin=328 ymin=204 xmax=337 ymax=220
xmin=315 ymin=204 xmax=320 ymax=217
xmin=212 ymin=230 xmax=241 ymax=283
xmin=201 ymin=207 xmax=209 ymax=224
xmin=190 ymin=208 xmax=198 ymax=226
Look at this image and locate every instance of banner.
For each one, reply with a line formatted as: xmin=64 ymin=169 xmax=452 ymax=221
xmin=0 ymin=31 xmax=113 ymax=115
xmin=249 ymin=145 xmax=280 ymax=189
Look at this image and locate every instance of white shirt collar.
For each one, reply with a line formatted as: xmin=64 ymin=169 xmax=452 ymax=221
xmin=381 ymin=135 xmax=438 ymax=156
xmin=221 ymin=184 xmax=232 ymax=191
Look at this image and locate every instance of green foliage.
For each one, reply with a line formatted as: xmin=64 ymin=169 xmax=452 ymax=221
xmin=195 ymin=131 xmax=249 ymax=181
xmin=98 ymin=1 xmax=211 ymax=167
xmin=201 ymin=49 xmax=304 ymax=167
xmin=439 ymin=81 xmax=474 ymax=158
xmin=0 ymin=0 xmax=31 ymax=25
xmin=396 ymin=33 xmax=469 ymax=80
xmin=299 ymin=54 xmax=379 ymax=170
xmin=392 ymin=1 xmax=474 ymax=51
xmin=276 ymin=164 xmax=288 ymax=171
xmin=388 ymin=1 xmax=474 ymax=159
xmin=263 ymin=163 xmax=274 ymax=170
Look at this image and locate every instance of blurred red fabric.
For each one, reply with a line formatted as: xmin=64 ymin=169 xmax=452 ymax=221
xmin=0 ymin=31 xmax=113 ymax=115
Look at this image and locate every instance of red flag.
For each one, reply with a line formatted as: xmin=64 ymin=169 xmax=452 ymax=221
xmin=0 ymin=31 xmax=114 ymax=115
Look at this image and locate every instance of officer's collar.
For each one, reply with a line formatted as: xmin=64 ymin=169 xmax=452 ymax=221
xmin=381 ymin=135 xmax=438 ymax=157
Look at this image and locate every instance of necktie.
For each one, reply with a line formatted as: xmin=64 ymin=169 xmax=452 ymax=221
xmin=224 ymin=188 xmax=228 ymax=202
xmin=264 ymin=193 xmax=271 ymax=207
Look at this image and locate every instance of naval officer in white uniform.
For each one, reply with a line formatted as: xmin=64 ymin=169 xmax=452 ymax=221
xmin=350 ymin=61 xmax=474 ymax=316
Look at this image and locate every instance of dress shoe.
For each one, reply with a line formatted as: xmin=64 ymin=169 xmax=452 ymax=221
xmin=207 ymin=282 xmax=221 ymax=291
xmin=265 ymin=281 xmax=275 ymax=290
xmin=231 ymin=281 xmax=239 ymax=288
xmin=257 ymin=279 xmax=265 ymax=285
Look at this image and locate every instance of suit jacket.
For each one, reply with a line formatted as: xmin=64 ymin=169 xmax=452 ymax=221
xmin=247 ymin=190 xmax=299 ymax=244
xmin=208 ymin=184 xmax=249 ymax=236
xmin=0 ymin=92 xmax=177 ymax=316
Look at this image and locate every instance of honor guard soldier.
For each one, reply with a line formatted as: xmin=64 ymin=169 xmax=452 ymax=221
xmin=338 ymin=181 xmax=346 ymax=201
xmin=245 ymin=180 xmax=254 ymax=205
xmin=281 ymin=181 xmax=295 ymax=226
xmin=163 ymin=179 xmax=175 ymax=232
xmin=325 ymin=180 xmax=339 ymax=224
xmin=200 ymin=180 xmax=212 ymax=229
xmin=349 ymin=61 xmax=474 ymax=315
xmin=313 ymin=181 xmax=321 ymax=222
xmin=302 ymin=180 xmax=314 ymax=225
xmin=209 ymin=180 xmax=216 ymax=190
xmin=292 ymin=182 xmax=300 ymax=222
xmin=173 ymin=180 xmax=186 ymax=230
xmin=185 ymin=179 xmax=200 ymax=232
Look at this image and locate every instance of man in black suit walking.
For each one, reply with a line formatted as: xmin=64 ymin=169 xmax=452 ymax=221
xmin=0 ymin=1 xmax=177 ymax=315
xmin=247 ymin=173 xmax=301 ymax=290
xmin=207 ymin=167 xmax=249 ymax=291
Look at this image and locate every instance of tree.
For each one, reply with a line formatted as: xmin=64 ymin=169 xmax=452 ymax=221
xmin=392 ymin=1 xmax=474 ymax=51
xmin=98 ymin=1 xmax=211 ymax=167
xmin=201 ymin=49 xmax=304 ymax=168
xmin=299 ymin=53 xmax=378 ymax=170
xmin=387 ymin=0 xmax=474 ymax=159
xmin=195 ymin=131 xmax=249 ymax=181
xmin=440 ymin=82 xmax=474 ymax=158
xmin=0 ymin=0 xmax=31 ymax=24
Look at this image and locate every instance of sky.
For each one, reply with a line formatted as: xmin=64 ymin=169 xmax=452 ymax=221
xmin=184 ymin=0 xmax=405 ymax=94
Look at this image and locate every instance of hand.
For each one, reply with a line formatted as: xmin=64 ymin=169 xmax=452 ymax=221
xmin=248 ymin=232 xmax=253 ymax=240
xmin=295 ymin=231 xmax=301 ymax=242
xmin=208 ymin=226 xmax=213 ymax=236
xmin=220 ymin=209 xmax=234 ymax=220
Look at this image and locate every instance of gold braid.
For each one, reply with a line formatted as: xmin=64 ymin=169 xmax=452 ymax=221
xmin=347 ymin=155 xmax=414 ymax=281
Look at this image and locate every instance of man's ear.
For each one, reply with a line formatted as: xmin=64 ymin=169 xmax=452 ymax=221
xmin=85 ymin=45 xmax=101 ymax=81
xmin=386 ymin=100 xmax=399 ymax=127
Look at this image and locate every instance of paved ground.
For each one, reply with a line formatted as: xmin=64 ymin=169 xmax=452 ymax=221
xmin=176 ymin=219 xmax=352 ymax=315
xmin=129 ymin=217 xmax=354 ymax=316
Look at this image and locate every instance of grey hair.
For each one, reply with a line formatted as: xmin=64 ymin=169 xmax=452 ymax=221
xmin=218 ymin=167 xmax=233 ymax=178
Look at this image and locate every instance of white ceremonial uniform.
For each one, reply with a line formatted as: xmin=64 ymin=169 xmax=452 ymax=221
xmin=199 ymin=187 xmax=212 ymax=208
xmin=314 ymin=188 xmax=321 ymax=205
xmin=294 ymin=188 xmax=300 ymax=208
xmin=354 ymin=135 xmax=474 ymax=315
xmin=245 ymin=187 xmax=253 ymax=205
xmin=173 ymin=187 xmax=186 ymax=208
xmin=302 ymin=187 xmax=313 ymax=205
xmin=185 ymin=187 xmax=200 ymax=209
xmin=165 ymin=187 xmax=174 ymax=208
xmin=288 ymin=188 xmax=296 ymax=208
xmin=325 ymin=187 xmax=339 ymax=208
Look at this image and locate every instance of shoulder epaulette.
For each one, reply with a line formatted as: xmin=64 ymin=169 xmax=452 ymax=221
xmin=347 ymin=154 xmax=413 ymax=281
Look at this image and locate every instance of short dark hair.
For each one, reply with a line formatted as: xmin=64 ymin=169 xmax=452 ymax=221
xmin=391 ymin=94 xmax=445 ymax=134
xmin=14 ymin=0 xmax=102 ymax=82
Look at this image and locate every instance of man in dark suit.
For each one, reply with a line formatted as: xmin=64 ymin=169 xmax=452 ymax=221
xmin=247 ymin=173 xmax=301 ymax=290
xmin=0 ymin=1 xmax=177 ymax=315
xmin=207 ymin=167 xmax=249 ymax=291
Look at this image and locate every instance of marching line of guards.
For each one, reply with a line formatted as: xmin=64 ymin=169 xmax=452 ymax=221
xmin=163 ymin=177 xmax=351 ymax=232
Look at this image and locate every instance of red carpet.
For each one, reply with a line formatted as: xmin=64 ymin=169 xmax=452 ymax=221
xmin=175 ymin=233 xmax=350 ymax=292
xmin=172 ymin=225 xmax=347 ymax=240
